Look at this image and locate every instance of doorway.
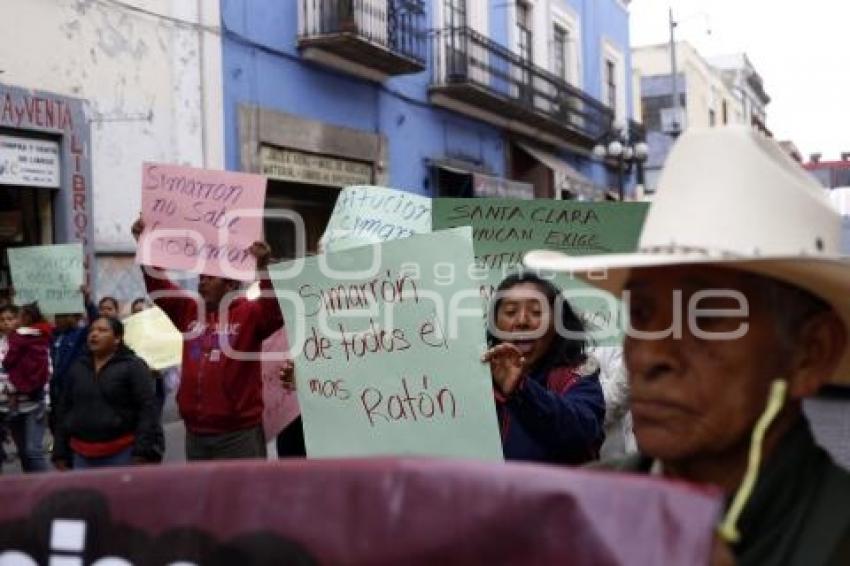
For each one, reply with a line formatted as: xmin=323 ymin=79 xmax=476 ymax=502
xmin=0 ymin=186 xmax=54 ymax=290
xmin=263 ymin=180 xmax=340 ymax=260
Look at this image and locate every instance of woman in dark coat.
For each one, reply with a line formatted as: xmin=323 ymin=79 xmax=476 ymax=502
xmin=483 ymin=272 xmax=605 ymax=465
xmin=53 ymin=316 xmax=163 ymax=469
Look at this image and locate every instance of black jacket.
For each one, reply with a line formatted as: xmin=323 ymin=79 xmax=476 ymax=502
xmin=54 ymin=345 xmax=163 ymax=463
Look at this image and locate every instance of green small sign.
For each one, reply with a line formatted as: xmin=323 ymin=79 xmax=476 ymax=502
xmin=8 ymin=244 xmax=85 ymax=314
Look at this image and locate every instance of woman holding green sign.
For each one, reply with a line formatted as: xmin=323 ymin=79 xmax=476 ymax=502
xmin=483 ymin=273 xmax=605 ymax=465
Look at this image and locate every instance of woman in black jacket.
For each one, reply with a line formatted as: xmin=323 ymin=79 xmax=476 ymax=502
xmin=53 ymin=316 xmax=163 ymax=470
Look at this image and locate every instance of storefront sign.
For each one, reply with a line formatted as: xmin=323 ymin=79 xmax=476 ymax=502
xmin=0 ymin=134 xmax=60 ymax=187
xmin=0 ymin=86 xmax=94 ymax=290
xmin=472 ymin=173 xmax=534 ymax=199
xmin=260 ymin=145 xmax=373 ymax=187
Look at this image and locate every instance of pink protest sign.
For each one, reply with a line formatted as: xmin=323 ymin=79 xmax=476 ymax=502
xmin=136 ymin=162 xmax=267 ymax=280
xmin=261 ymin=328 xmax=301 ymax=440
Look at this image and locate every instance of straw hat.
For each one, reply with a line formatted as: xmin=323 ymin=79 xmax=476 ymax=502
xmin=524 ymin=126 xmax=850 ymax=384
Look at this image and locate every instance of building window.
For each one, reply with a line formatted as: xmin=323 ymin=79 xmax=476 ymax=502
xmin=516 ymin=1 xmax=532 ymax=63
xmin=605 ymin=59 xmax=617 ymax=113
xmin=553 ymin=24 xmax=569 ymax=82
xmin=444 ymin=0 xmax=468 ymax=78
xmin=709 ymin=109 xmax=716 ymax=126
xmin=445 ymin=0 xmax=466 ymax=28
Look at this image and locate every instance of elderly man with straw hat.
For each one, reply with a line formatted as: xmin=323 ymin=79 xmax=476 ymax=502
xmin=526 ymin=127 xmax=850 ymax=565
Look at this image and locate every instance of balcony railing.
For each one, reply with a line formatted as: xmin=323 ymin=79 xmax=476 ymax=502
xmin=430 ymin=27 xmax=614 ymax=146
xmin=299 ymin=0 xmax=427 ymax=78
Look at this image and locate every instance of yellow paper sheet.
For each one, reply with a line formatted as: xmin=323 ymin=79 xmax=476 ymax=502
xmin=123 ymin=306 xmax=183 ymax=370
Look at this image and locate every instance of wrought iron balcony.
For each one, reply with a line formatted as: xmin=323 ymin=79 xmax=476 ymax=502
xmin=299 ymin=0 xmax=427 ymax=80
xmin=429 ymin=27 xmax=614 ymax=147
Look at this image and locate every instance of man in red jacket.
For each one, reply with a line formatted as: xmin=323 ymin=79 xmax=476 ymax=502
xmin=132 ymin=216 xmax=283 ymax=461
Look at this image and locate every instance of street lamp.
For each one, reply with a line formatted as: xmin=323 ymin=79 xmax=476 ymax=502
xmin=668 ymin=8 xmax=711 ymax=137
xmin=592 ymin=124 xmax=649 ymax=201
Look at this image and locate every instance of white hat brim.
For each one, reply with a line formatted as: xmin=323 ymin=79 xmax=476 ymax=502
xmin=524 ymin=250 xmax=850 ymax=385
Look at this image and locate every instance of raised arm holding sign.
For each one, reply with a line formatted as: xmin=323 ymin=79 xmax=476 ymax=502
xmin=132 ymin=206 xmax=284 ymax=461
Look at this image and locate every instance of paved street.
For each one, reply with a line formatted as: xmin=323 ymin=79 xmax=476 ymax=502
xmin=3 ymin=396 xmax=848 ymax=474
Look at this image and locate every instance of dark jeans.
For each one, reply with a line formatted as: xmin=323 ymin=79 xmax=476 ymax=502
xmin=4 ymin=403 xmax=49 ymax=473
xmin=276 ymin=417 xmax=306 ymax=458
xmin=185 ymin=426 xmax=267 ymax=462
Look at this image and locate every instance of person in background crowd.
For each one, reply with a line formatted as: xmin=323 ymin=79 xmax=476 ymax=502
xmin=593 ymin=345 xmax=636 ymax=458
xmin=526 ymin=127 xmax=850 ymax=565
xmin=53 ymin=316 xmax=163 ymax=470
xmin=99 ymin=296 xmax=120 ymax=318
xmin=482 ymin=272 xmax=605 ymax=465
xmin=49 ymin=286 xmax=99 ymax=435
xmin=0 ymin=304 xmax=20 ymax=471
xmin=127 ymin=296 xmax=167 ymax=414
xmin=132 ymin=215 xmax=284 ymax=461
xmin=131 ymin=297 xmax=147 ymax=315
xmin=1 ymin=302 xmax=51 ymax=473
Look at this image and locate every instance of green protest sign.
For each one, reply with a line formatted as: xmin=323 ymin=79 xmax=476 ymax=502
xmin=271 ymin=228 xmax=503 ymax=460
xmin=432 ymin=199 xmax=648 ymax=346
xmin=8 ymin=244 xmax=85 ymax=314
xmin=320 ymin=185 xmax=431 ymax=253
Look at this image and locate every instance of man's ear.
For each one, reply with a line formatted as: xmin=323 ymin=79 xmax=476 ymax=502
xmin=787 ymin=310 xmax=847 ymax=399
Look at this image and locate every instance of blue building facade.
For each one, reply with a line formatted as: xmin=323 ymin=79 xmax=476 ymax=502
xmin=220 ymin=0 xmax=635 ymax=255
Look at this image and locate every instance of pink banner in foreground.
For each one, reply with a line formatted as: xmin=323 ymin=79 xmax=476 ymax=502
xmin=0 ymin=458 xmax=721 ymax=565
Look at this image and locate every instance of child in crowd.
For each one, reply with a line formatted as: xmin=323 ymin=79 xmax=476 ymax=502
xmin=0 ymin=304 xmax=20 ymax=470
xmin=1 ymin=303 xmax=50 ymax=473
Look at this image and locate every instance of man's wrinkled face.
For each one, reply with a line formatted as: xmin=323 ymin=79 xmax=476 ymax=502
xmin=624 ymin=265 xmax=787 ymax=462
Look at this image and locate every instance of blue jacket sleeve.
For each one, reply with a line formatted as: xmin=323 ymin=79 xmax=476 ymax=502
xmin=85 ymin=301 xmax=98 ymax=323
xmin=506 ymin=372 xmax=606 ymax=461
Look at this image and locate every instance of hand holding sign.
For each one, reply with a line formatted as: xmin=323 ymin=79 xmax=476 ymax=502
xmin=279 ymin=359 xmax=296 ymax=391
xmin=482 ymin=343 xmax=525 ymax=397
xmin=135 ymin=163 xmax=268 ymax=281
